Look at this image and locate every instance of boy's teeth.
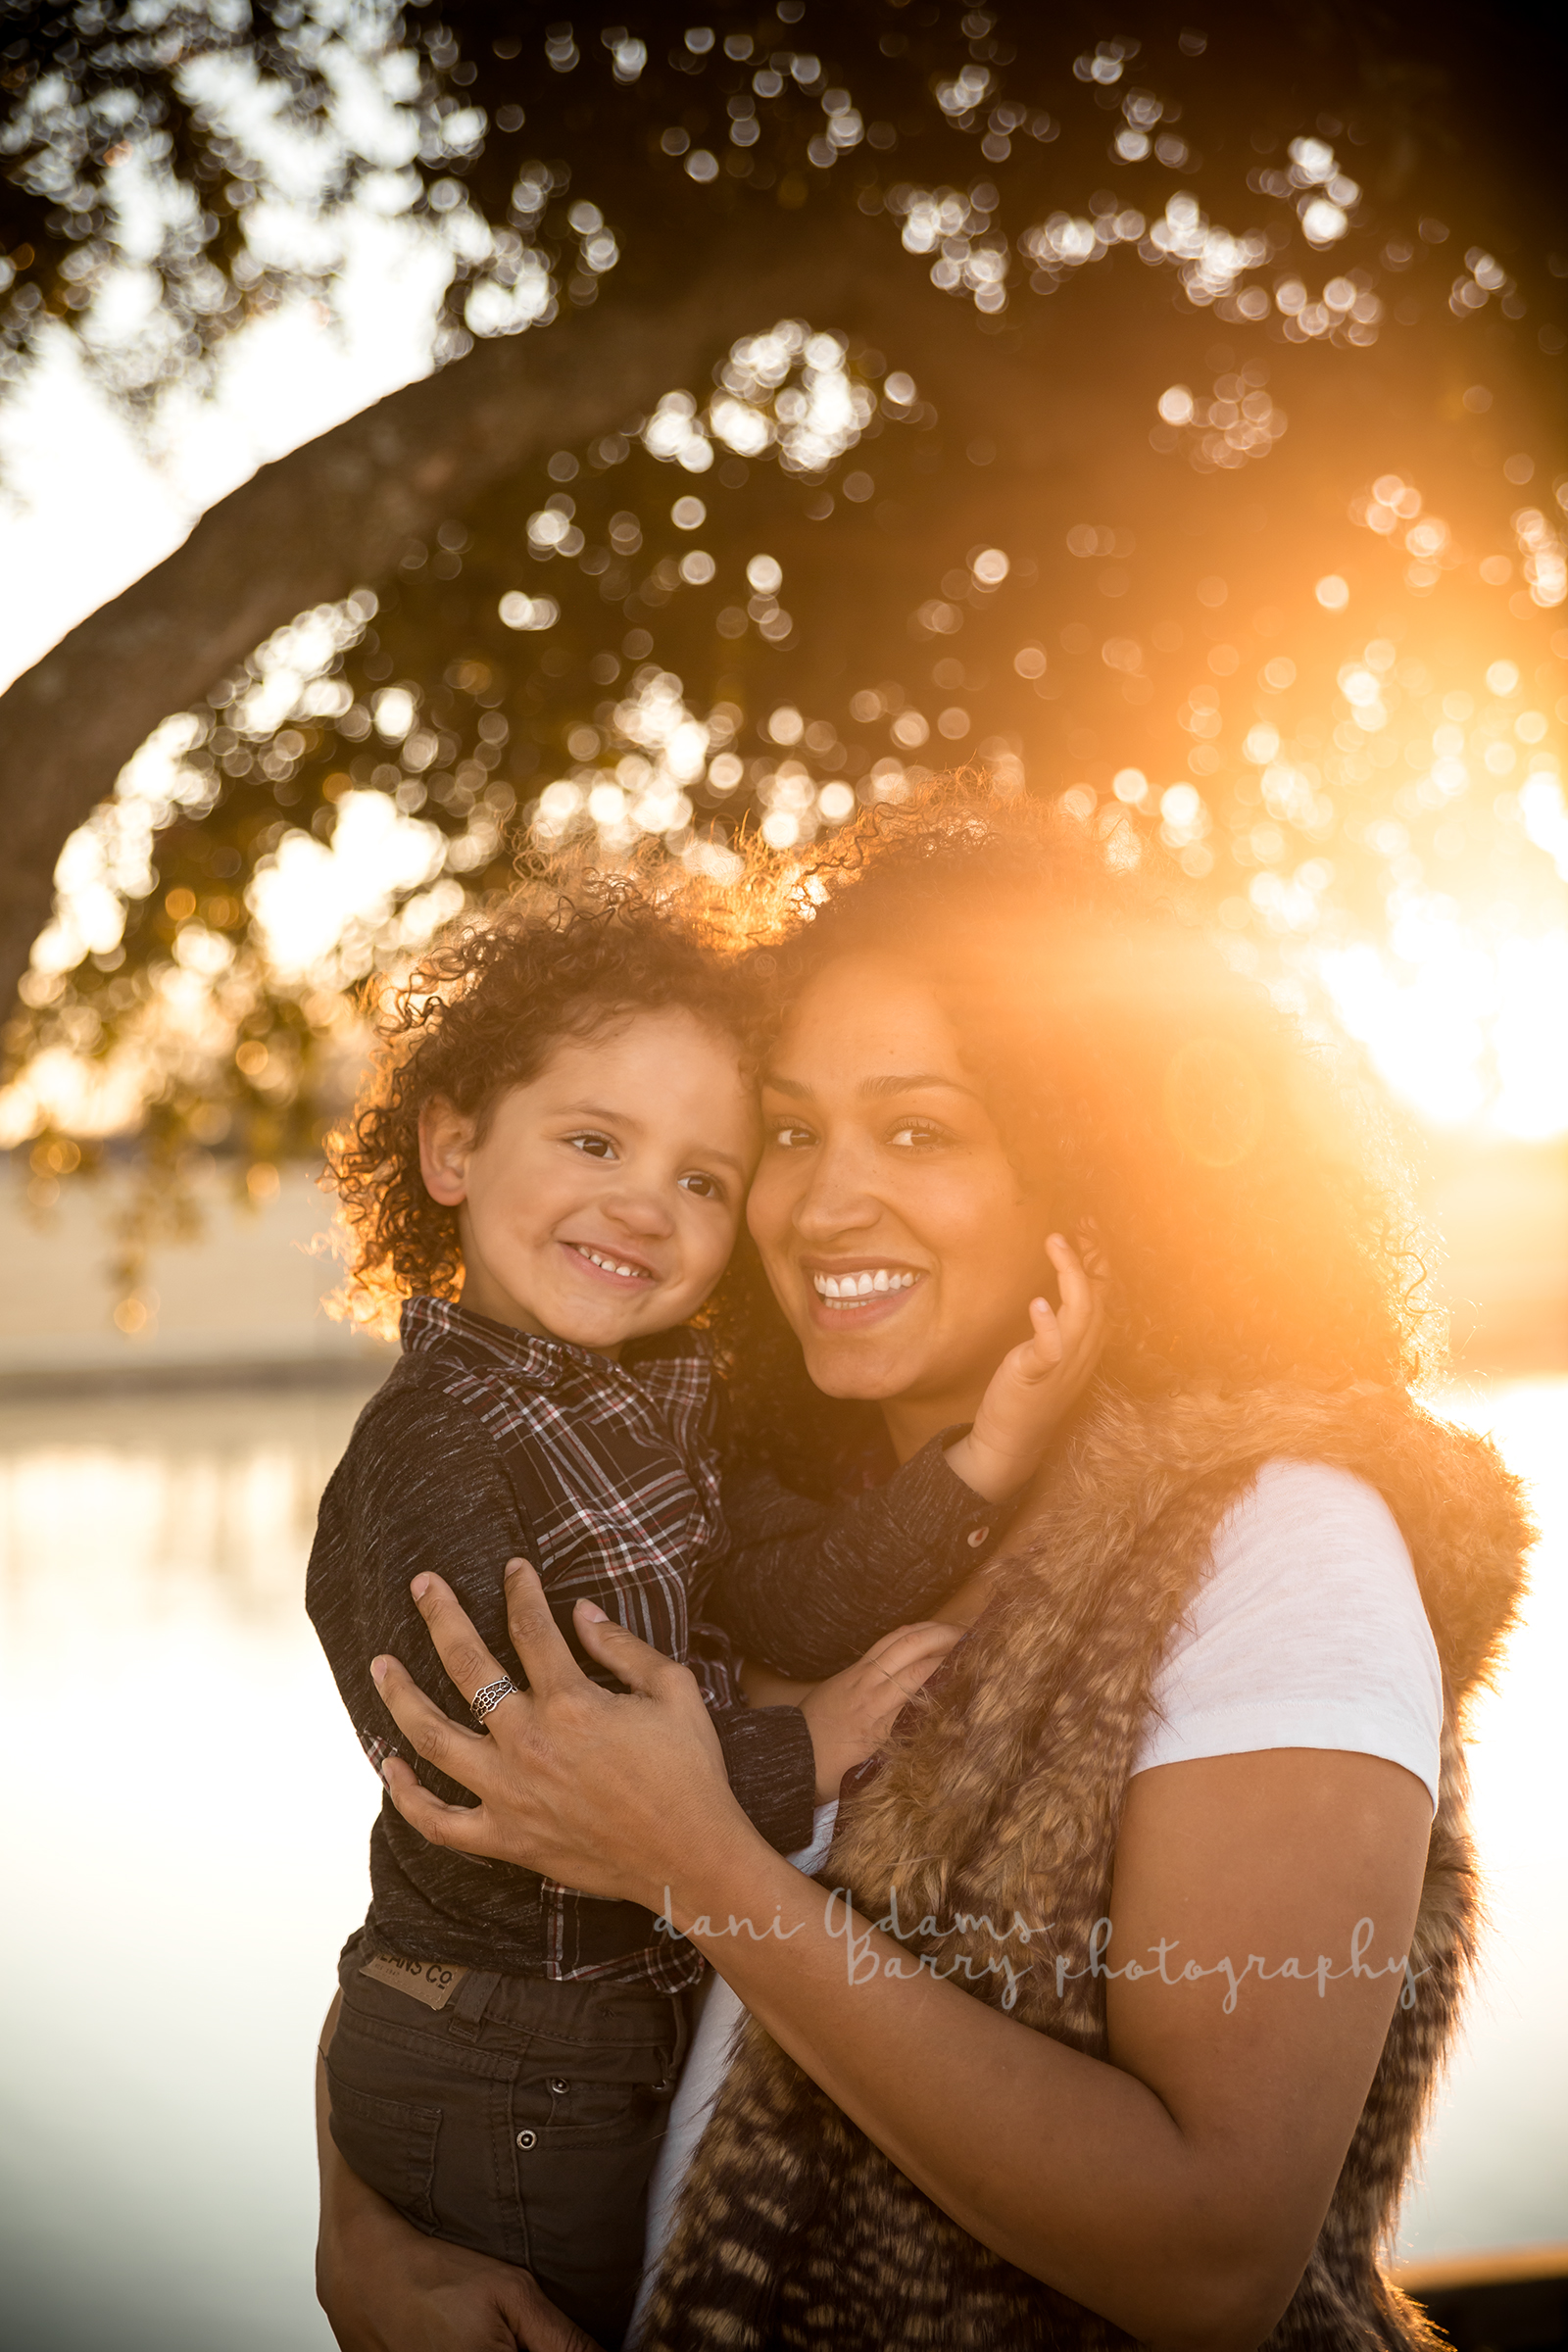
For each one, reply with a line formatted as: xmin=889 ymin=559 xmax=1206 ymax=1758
xmin=579 ymin=1247 xmax=647 ymax=1279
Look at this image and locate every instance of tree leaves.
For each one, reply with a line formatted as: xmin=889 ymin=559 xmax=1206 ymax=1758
xmin=2 ymin=0 xmax=1564 ymax=1211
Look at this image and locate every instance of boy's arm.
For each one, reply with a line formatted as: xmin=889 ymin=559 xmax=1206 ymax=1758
xmin=310 ymin=1376 xmax=818 ymax=1855
xmin=308 ymin=1381 xmax=541 ymax=1811
xmin=712 ymin=1434 xmax=1001 ymax=1682
xmin=698 ymin=1690 xmax=818 ymax=1856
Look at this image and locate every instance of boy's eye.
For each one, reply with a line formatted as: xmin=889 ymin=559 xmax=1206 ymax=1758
xmin=567 ymin=1132 xmax=616 ymax=1159
xmin=679 ymin=1171 xmax=725 ymax=1200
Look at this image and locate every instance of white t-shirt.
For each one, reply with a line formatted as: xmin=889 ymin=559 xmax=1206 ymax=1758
xmin=631 ymin=1459 xmax=1442 ymax=2328
xmin=1131 ymin=1457 xmax=1442 ymax=1810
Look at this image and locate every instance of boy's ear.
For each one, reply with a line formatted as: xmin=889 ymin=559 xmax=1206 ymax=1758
xmin=419 ymin=1097 xmax=473 ymax=1206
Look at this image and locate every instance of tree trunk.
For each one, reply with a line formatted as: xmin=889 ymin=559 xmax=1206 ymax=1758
xmin=0 ymin=218 xmax=920 ymax=1009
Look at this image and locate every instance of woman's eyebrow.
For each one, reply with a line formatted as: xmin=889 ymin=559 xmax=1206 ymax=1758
xmin=858 ymin=1072 xmax=978 ymax=1101
xmin=760 ymin=1070 xmax=977 ymax=1101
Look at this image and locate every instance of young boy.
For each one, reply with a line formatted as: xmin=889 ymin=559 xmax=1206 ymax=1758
xmin=309 ymin=891 xmax=1087 ymax=2348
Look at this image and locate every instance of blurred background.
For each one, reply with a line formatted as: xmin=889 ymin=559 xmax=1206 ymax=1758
xmin=1 ymin=1 xmax=1564 ymax=2345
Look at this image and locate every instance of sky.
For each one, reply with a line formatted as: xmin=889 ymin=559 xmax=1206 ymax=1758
xmin=0 ymin=208 xmax=446 ymax=696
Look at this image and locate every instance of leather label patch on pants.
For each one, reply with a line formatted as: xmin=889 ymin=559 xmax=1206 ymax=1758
xmin=360 ymin=1952 xmax=468 ymax=2010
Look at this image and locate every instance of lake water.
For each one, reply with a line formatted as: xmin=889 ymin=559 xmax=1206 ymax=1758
xmin=1 ymin=1376 xmax=1563 ymax=2350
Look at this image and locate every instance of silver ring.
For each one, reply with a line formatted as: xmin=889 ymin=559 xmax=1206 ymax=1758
xmin=469 ymin=1676 xmax=517 ymax=1728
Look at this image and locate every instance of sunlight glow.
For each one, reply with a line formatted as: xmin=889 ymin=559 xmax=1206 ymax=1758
xmin=1318 ymin=906 xmax=1568 ymax=1140
xmin=247 ymin=791 xmax=455 ymax=986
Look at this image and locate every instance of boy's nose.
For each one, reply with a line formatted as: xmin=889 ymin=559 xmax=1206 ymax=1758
xmin=605 ymin=1187 xmax=676 ymax=1239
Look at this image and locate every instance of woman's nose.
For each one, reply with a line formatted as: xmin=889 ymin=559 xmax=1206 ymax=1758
xmin=791 ymin=1137 xmax=881 ymax=1239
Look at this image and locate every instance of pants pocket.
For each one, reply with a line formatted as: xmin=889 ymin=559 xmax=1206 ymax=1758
xmin=324 ymin=2057 xmax=442 ymax=2235
xmin=513 ymin=2078 xmax=676 ymax=2351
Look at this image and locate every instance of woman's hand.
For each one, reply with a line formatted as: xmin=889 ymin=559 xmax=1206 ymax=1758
xmin=372 ymin=1559 xmax=751 ymax=1911
xmin=318 ymin=2194 xmax=596 ymax=2352
xmin=799 ymin=1620 xmax=964 ymax=1800
xmin=317 ymin=2002 xmax=599 ymax=2352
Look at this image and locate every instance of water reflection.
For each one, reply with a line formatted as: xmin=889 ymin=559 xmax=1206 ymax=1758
xmin=0 ymin=1377 xmax=1561 ymax=2347
xmin=1394 ymin=1378 xmax=1568 ymax=2267
xmin=0 ymin=1385 xmax=377 ymax=2352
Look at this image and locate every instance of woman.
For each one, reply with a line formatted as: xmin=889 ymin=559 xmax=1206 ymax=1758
xmin=321 ymin=784 xmax=1530 ymax=2350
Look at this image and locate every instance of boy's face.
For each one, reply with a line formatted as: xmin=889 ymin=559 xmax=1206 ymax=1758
xmin=419 ymin=1006 xmax=759 ymax=1354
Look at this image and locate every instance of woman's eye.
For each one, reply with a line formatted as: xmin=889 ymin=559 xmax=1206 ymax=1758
xmin=567 ymin=1132 xmax=615 ymax=1159
xmin=889 ymin=1121 xmax=947 ymax=1150
xmin=769 ymin=1121 xmax=816 ymax=1150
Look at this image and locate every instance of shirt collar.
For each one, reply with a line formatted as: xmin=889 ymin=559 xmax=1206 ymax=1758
xmin=400 ymin=1294 xmax=710 ymax=1396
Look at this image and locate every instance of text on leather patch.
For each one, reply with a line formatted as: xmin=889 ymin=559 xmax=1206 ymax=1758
xmin=360 ymin=1952 xmax=468 ymax=2010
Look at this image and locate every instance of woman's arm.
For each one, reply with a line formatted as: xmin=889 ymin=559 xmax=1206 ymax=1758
xmin=372 ymin=1565 xmax=1430 ymax=2352
xmin=316 ymin=1994 xmax=598 ymax=2352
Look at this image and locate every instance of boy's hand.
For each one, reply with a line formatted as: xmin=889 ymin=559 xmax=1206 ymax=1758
xmin=945 ymin=1233 xmax=1107 ymax=1505
xmin=798 ymin=1621 xmax=963 ymax=1802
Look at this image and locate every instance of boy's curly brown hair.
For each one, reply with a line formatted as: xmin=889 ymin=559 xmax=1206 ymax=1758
xmin=325 ymin=867 xmax=760 ymax=1337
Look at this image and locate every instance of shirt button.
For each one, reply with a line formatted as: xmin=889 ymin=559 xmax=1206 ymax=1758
xmin=516 ymin=2130 xmax=537 ymax=2150
xmin=548 ymin=2077 xmax=570 ymax=2095
xmin=967 ymin=1527 xmax=990 ymax=1547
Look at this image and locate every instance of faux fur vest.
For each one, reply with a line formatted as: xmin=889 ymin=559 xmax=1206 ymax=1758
xmin=641 ymin=1384 xmax=1533 ymax=2351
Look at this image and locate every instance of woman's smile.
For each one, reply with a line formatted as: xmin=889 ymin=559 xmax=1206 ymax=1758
xmin=806 ymin=1259 xmax=925 ymax=1313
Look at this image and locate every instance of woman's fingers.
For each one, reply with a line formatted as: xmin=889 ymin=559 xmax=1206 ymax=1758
xmin=378 ymin=1752 xmax=495 ymax=1856
xmin=572 ymin=1594 xmax=698 ymax=1703
xmin=406 ymin=1571 xmax=520 ymax=1714
xmin=503 ymin=1557 xmax=596 ymax=1697
xmin=370 ymin=1649 xmax=494 ymax=1790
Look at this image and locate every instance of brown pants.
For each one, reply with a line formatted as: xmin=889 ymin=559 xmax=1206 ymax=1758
xmin=328 ymin=1930 xmax=691 ymax=2350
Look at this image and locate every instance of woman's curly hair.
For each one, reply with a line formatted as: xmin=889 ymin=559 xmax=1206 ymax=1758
xmin=325 ymin=865 xmax=760 ymax=1337
xmin=710 ymin=776 xmax=1431 ymax=1494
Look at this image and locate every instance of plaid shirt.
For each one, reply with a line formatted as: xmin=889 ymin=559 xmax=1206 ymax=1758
xmin=392 ymin=1296 xmax=751 ymax=1989
xmin=405 ymin=1294 xmax=735 ymax=1668
xmin=310 ymin=1300 xmax=1002 ymax=1993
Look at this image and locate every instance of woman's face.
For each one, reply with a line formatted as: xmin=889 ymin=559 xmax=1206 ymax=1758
xmin=747 ymin=951 xmax=1054 ymax=1458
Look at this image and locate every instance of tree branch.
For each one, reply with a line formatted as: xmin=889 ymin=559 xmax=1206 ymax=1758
xmin=0 ymin=217 xmax=914 ymax=1008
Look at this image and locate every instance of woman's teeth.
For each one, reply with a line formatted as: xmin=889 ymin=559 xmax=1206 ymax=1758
xmin=573 ymin=1246 xmax=651 ymax=1281
xmin=812 ymin=1269 xmax=920 ymax=1307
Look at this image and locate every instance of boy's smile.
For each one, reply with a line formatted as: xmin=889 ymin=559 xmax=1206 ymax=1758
xmin=418 ymin=1006 xmax=760 ymax=1354
xmin=564 ymin=1240 xmax=660 ymax=1286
